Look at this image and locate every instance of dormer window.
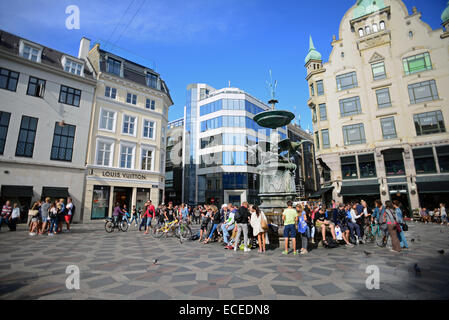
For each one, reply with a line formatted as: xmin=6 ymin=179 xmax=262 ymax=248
xmin=62 ymin=56 xmax=84 ymax=76
xmin=146 ymin=73 xmax=159 ymax=89
xmin=358 ymin=28 xmax=364 ymax=37
xmin=107 ymin=57 xmax=121 ymax=76
xmin=379 ymin=21 xmax=385 ymax=30
xmin=19 ymin=40 xmax=42 ymax=62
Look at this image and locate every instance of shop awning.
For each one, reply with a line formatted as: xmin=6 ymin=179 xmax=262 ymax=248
xmin=309 ymin=186 xmax=334 ymax=198
xmin=1 ymin=185 xmax=33 ymax=197
xmin=340 ymin=184 xmax=380 ymax=196
xmin=417 ymin=181 xmax=449 ymax=193
xmin=41 ymin=187 xmax=69 ymax=198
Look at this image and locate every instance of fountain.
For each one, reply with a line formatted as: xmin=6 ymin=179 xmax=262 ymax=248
xmin=250 ymin=72 xmax=300 ymax=224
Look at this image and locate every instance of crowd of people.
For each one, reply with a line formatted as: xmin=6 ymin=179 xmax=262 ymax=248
xmin=0 ymin=198 xmax=75 ymax=235
xmin=418 ymin=204 xmax=448 ymax=224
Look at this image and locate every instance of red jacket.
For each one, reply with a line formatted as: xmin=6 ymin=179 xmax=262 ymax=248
xmin=145 ymin=205 xmax=155 ymax=218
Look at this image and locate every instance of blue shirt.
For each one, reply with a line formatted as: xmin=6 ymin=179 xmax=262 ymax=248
xmin=395 ymin=207 xmax=403 ymax=224
xmin=181 ymin=207 xmax=188 ymax=219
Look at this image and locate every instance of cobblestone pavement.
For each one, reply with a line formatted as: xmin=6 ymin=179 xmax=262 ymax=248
xmin=0 ymin=221 xmax=448 ymax=300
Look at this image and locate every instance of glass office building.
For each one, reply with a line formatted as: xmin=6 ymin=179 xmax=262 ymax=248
xmin=182 ymin=84 xmax=287 ymax=207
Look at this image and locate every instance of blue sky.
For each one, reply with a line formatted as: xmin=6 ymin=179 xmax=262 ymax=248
xmin=0 ymin=0 xmax=445 ymax=130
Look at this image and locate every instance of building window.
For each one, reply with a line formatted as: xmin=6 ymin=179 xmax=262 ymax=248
xmin=379 ymin=21 xmax=385 ymax=30
xmin=343 ymin=123 xmax=366 ymax=145
xmin=376 ymin=88 xmax=391 ymax=108
xmin=319 ymin=103 xmax=327 ymax=120
xmin=372 ymin=24 xmax=378 ymax=33
xmin=142 ymin=119 xmax=155 ymax=139
xmin=107 ymin=57 xmax=121 ymax=76
xmin=0 ymin=68 xmax=19 ymax=92
xmin=105 ymin=86 xmax=117 ymax=99
xmin=315 ymin=132 xmax=320 ymax=150
xmin=96 ymin=140 xmax=113 ymax=166
xmin=50 ymin=122 xmax=75 ymax=162
xmin=99 ymin=109 xmax=116 ymax=131
xmin=436 ymin=145 xmax=449 ymax=173
xmin=358 ymin=28 xmax=364 ymax=37
xmin=223 ymin=151 xmax=247 ymax=166
xmin=358 ymin=154 xmax=376 ymax=178
xmin=59 ymin=85 xmax=81 ymax=107
xmin=146 ymin=98 xmax=155 ymax=110
xmin=341 ymin=156 xmax=357 ymax=180
xmin=409 ymin=31 xmax=413 ymax=38
xmin=322 ymin=129 xmax=330 ymax=149
xmin=64 ymin=58 xmax=83 ymax=75
xmin=403 ymin=52 xmax=432 ymax=75
xmin=310 ymin=83 xmax=315 ymax=96
xmin=312 ymin=108 xmax=317 ymax=123
xmin=26 ymin=76 xmax=46 ymax=97
xmin=126 ymin=93 xmax=137 ymax=105
xmin=122 ymin=115 xmax=136 ymax=135
xmin=414 ymin=111 xmax=445 ymax=136
xmin=336 ymin=71 xmax=358 ymax=90
xmin=120 ymin=144 xmax=135 ymax=169
xmin=413 ymin=147 xmax=436 ymax=174
xmin=141 ymin=148 xmax=154 ymax=171
xmin=0 ymin=111 xmax=11 ymax=155
xmin=371 ymin=61 xmax=386 ymax=80
xmin=380 ymin=117 xmax=397 ymax=139
xmin=316 ymin=80 xmax=324 ymax=95
xmin=384 ymin=150 xmax=405 ymax=176
xmin=21 ymin=44 xmax=40 ymax=61
xmin=408 ymin=80 xmax=439 ymax=104
xmin=339 ymin=96 xmax=362 ymax=117
xmin=365 ymin=26 xmax=371 ymax=34
xmin=146 ymin=73 xmax=158 ymax=89
xmin=16 ymin=116 xmax=38 ymax=157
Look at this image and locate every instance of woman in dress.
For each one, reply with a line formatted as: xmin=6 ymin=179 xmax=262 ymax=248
xmin=250 ymin=205 xmax=268 ymax=253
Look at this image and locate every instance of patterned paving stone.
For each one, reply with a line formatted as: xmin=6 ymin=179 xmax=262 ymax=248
xmin=313 ymin=283 xmax=343 ymax=296
xmin=87 ymin=276 xmax=116 ymax=289
xmin=233 ymin=285 xmax=262 ymax=299
xmin=271 ymin=284 xmax=306 ymax=296
xmin=107 ymin=284 xmax=146 ymax=295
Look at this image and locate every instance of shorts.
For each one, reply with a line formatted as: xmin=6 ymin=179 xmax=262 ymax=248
xmin=200 ymin=224 xmax=208 ymax=231
xmin=339 ymin=225 xmax=348 ymax=232
xmin=283 ymin=224 xmax=296 ymax=238
xmin=65 ymin=215 xmax=71 ymax=223
xmin=316 ymin=220 xmax=334 ymax=229
xmin=31 ymin=217 xmax=38 ymax=223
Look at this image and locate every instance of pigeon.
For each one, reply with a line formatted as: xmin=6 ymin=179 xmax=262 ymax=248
xmin=414 ymin=263 xmax=421 ymax=277
xmin=153 ymin=259 xmax=158 ymax=265
xmin=438 ymin=250 xmax=445 ymax=255
xmin=363 ymin=250 xmax=372 ymax=256
xmin=411 ymin=238 xmax=415 ymax=242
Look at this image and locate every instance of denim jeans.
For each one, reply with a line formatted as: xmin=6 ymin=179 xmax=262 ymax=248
xmin=129 ymin=215 xmax=139 ymax=226
xmin=146 ymin=217 xmax=153 ymax=228
xmin=306 ymin=225 xmax=315 ymax=239
xmin=208 ymin=223 xmax=219 ymax=239
xmin=299 ymin=232 xmax=308 ymax=250
xmin=235 ymin=223 xmax=249 ymax=248
xmin=398 ymin=230 xmax=408 ymax=248
xmin=49 ymin=218 xmax=58 ymax=233
xmin=222 ymin=224 xmax=235 ymax=244
xmin=348 ymin=222 xmax=361 ymax=237
xmin=0 ymin=216 xmax=7 ymax=231
xmin=139 ymin=217 xmax=147 ymax=231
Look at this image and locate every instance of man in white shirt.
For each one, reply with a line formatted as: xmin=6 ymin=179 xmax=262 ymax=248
xmin=348 ymin=203 xmax=363 ymax=244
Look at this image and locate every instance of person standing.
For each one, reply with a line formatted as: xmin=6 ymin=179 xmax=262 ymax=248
xmin=234 ymin=202 xmax=251 ymax=252
xmin=129 ymin=205 xmax=139 ymax=227
xmin=112 ymin=202 xmax=123 ymax=225
xmin=382 ymin=201 xmax=401 ymax=252
xmin=48 ymin=202 xmax=58 ymax=236
xmin=282 ymin=201 xmax=298 ymax=255
xmin=203 ymin=205 xmax=220 ymax=244
xmin=40 ymin=197 xmax=51 ymax=234
xmin=8 ymin=203 xmax=20 ymax=231
xmin=65 ymin=197 xmax=74 ymax=232
xmin=250 ymin=205 xmax=268 ymax=253
xmin=440 ymin=203 xmax=447 ymax=226
xmin=393 ymin=200 xmax=408 ymax=249
xmin=1 ymin=201 xmax=12 ymax=231
xmin=222 ymin=205 xmax=236 ymax=248
xmin=296 ymin=205 xmax=309 ymax=254
xmin=144 ymin=200 xmax=155 ymax=234
xmin=56 ymin=199 xmax=66 ymax=233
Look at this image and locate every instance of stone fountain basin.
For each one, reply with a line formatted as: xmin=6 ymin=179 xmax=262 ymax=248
xmin=253 ymin=110 xmax=295 ymax=129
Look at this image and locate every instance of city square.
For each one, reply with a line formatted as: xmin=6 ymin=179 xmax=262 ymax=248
xmin=0 ymin=221 xmax=448 ymax=300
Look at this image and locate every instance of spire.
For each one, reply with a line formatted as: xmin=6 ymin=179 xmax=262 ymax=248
xmin=304 ymin=35 xmax=322 ymax=64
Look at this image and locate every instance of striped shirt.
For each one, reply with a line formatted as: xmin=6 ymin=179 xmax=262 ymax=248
xmin=1 ymin=205 xmax=12 ymax=217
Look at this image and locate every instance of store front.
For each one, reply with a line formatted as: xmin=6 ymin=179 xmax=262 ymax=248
xmin=340 ymin=182 xmax=380 ymax=208
xmin=136 ymin=188 xmax=151 ymax=212
xmin=41 ymin=186 xmax=69 ymax=203
xmin=388 ymin=184 xmax=411 ymax=218
xmin=113 ymin=187 xmax=132 ymax=211
xmin=0 ymin=185 xmax=33 ymax=222
xmin=91 ymin=185 xmax=110 ymax=220
xmin=417 ymin=179 xmax=449 ymax=211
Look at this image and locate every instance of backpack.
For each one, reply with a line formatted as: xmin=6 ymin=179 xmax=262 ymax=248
xmin=324 ymin=236 xmax=339 ymax=248
xmin=234 ymin=208 xmax=242 ymax=223
xmin=189 ymin=234 xmax=199 ymax=241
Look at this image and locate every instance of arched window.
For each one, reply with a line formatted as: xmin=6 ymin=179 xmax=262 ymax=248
xmin=379 ymin=21 xmax=385 ymax=30
xmin=372 ymin=24 xmax=378 ymax=33
xmin=358 ymin=28 xmax=364 ymax=37
xmin=365 ymin=26 xmax=371 ymax=34
xmin=409 ymin=31 xmax=413 ymax=38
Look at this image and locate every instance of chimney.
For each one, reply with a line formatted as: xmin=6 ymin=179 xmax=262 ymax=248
xmin=78 ymin=37 xmax=91 ymax=60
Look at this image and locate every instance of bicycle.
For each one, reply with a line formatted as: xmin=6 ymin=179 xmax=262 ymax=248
xmin=151 ymin=219 xmax=179 ymax=238
xmin=370 ymin=222 xmax=388 ymax=247
xmin=176 ymin=218 xmax=193 ymax=241
xmin=105 ymin=217 xmax=129 ymax=233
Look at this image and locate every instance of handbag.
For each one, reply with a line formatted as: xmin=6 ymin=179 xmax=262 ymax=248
xmin=28 ymin=209 xmax=39 ymax=217
xmin=401 ymin=222 xmax=408 ymax=232
xmin=261 ymin=215 xmax=268 ymax=231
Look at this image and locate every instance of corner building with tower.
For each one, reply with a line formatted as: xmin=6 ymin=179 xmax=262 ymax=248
xmin=306 ymin=0 xmax=449 ymax=215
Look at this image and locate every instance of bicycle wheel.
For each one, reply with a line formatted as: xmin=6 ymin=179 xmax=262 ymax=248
xmin=105 ymin=221 xmax=114 ymax=233
xmin=120 ymin=220 xmax=129 ymax=232
xmin=375 ymin=228 xmax=388 ymax=247
xmin=152 ymin=226 xmax=165 ymax=238
xmin=178 ymin=223 xmax=192 ymax=240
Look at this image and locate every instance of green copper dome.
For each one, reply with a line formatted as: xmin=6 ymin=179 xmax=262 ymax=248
xmin=304 ymin=36 xmax=322 ymax=64
xmin=353 ymin=0 xmax=386 ymax=19
xmin=442 ymin=1 xmax=449 ymax=23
